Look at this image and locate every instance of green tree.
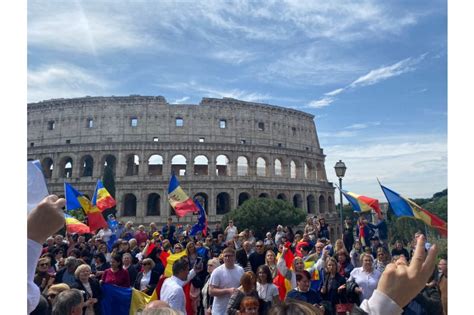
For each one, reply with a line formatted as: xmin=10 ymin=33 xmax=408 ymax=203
xmin=102 ymin=165 xmax=117 ymax=217
xmin=223 ymin=198 xmax=307 ymax=239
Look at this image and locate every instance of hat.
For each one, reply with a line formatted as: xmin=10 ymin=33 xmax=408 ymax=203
xmin=153 ymin=232 xmax=159 ymax=237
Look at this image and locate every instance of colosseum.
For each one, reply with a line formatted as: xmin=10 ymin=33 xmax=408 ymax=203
xmin=27 ymin=95 xmax=341 ymax=238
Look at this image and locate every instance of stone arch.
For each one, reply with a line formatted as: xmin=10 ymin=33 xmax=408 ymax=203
xmin=274 ymin=158 xmax=282 ymax=176
xmin=41 ymin=157 xmax=54 ymax=178
xmin=148 ymin=154 xmax=163 ymax=176
xmin=307 ymin=194 xmax=316 ymax=214
xmin=102 ymin=154 xmax=117 ymax=175
xmin=80 ymin=155 xmax=94 ymax=177
xmin=171 ymin=154 xmax=187 ymax=176
xmin=290 ymin=160 xmax=297 ymax=179
xmin=194 ymin=192 xmax=208 ymax=214
xmin=123 ymin=193 xmax=137 ymax=216
xmin=216 ymin=154 xmax=230 ymax=176
xmin=125 ymin=154 xmax=140 ymax=176
xmin=319 ymin=195 xmax=326 ymax=214
xmin=193 ymin=155 xmax=209 ymax=176
xmin=147 ymin=193 xmax=161 ymax=216
xmin=237 ymin=156 xmax=249 ymax=176
xmin=238 ymin=192 xmax=251 ymax=206
xmin=59 ymin=156 xmax=73 ymax=178
xmin=277 ymin=193 xmax=287 ymax=201
xmin=293 ymin=193 xmax=303 ymax=209
xmin=216 ymin=192 xmax=231 ymax=214
xmin=259 ymin=192 xmax=270 ymax=198
xmin=256 ymin=157 xmax=267 ymax=176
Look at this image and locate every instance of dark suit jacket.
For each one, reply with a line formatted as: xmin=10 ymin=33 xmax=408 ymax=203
xmin=71 ymin=278 xmax=102 ymax=315
xmin=134 ymin=270 xmax=160 ymax=295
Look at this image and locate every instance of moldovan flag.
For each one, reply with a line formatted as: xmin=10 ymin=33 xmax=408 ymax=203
xmin=273 ymin=242 xmax=294 ymax=300
xmin=380 ymin=183 xmax=447 ymax=237
xmin=189 ymin=199 xmax=208 ymax=237
xmin=167 ymin=174 xmax=198 ymax=217
xmin=340 ymin=188 xmax=382 ymax=216
xmin=64 ymin=213 xmax=90 ymax=234
xmin=64 ymin=183 xmax=107 ymax=232
xmin=164 ymin=250 xmax=187 ymax=277
xmin=92 ymin=179 xmax=116 ymax=211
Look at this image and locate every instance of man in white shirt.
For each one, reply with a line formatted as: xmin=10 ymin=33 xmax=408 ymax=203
xmin=209 ymin=247 xmax=244 ymax=315
xmin=160 ymin=257 xmax=201 ymax=313
xmin=224 ymin=220 xmax=238 ymax=242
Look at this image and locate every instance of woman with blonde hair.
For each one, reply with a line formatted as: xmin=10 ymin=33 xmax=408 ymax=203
xmin=134 ymin=258 xmax=160 ymax=295
xmin=333 ymin=239 xmax=346 ymax=256
xmin=374 ymin=247 xmax=390 ymax=273
xmin=226 ymin=271 xmax=260 ymax=315
xmin=71 ymin=264 xmax=102 ymax=315
xmin=264 ymin=250 xmax=278 ymax=280
xmin=34 ymin=257 xmax=55 ymax=295
xmin=347 ymin=253 xmax=381 ymax=302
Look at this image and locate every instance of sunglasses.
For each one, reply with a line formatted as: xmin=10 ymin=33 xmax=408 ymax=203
xmin=142 ymin=263 xmax=151 ymax=266
xmin=39 ymin=263 xmax=50 ymax=267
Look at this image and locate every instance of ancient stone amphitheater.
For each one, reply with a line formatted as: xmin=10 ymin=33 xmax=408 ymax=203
xmin=27 ymin=95 xmax=340 ymax=238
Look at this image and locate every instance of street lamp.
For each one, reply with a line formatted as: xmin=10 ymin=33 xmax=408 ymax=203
xmin=334 ymin=160 xmax=347 ymax=236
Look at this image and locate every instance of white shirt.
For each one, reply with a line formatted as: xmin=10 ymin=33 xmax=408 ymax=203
xmin=225 ymin=226 xmax=237 ymax=242
xmin=28 ymin=239 xmax=42 ymax=314
xmin=348 ymin=267 xmax=382 ymax=301
xmin=160 ymin=275 xmax=187 ymax=313
xmin=209 ymin=264 xmax=244 ymax=315
xmin=140 ymin=271 xmax=151 ymax=290
xmin=360 ymin=290 xmax=403 ymax=315
xmin=256 ymin=282 xmax=279 ymax=302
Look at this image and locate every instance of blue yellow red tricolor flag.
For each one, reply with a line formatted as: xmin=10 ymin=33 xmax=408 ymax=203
xmin=339 ymin=187 xmax=381 ymax=216
xmin=92 ymin=179 xmax=116 ymax=211
xmin=379 ymin=182 xmax=447 ymax=237
xmin=64 ymin=213 xmax=90 ymax=234
xmin=64 ymin=183 xmax=107 ymax=232
xmin=273 ymin=242 xmax=294 ymax=300
xmin=100 ymin=283 xmax=155 ymax=315
xmin=167 ymin=174 xmax=198 ymax=217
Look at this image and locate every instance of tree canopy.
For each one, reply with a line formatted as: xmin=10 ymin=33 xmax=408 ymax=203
xmin=223 ymin=198 xmax=307 ymax=239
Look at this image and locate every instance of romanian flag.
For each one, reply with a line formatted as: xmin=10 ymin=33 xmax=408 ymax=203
xmin=273 ymin=242 xmax=294 ymax=300
xmin=167 ymin=174 xmax=198 ymax=217
xmin=101 ymin=283 xmax=155 ymax=315
xmin=189 ymin=199 xmax=208 ymax=237
xmin=380 ymin=183 xmax=447 ymax=237
xmin=64 ymin=213 xmax=90 ymax=234
xmin=64 ymin=183 xmax=107 ymax=232
xmin=340 ymin=188 xmax=381 ymax=215
xmin=164 ymin=250 xmax=187 ymax=277
xmin=92 ymin=179 xmax=116 ymax=211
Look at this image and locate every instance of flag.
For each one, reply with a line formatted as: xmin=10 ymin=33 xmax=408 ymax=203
xmin=106 ymin=215 xmax=119 ymax=251
xmin=64 ymin=183 xmax=107 ymax=232
xmin=27 ymin=160 xmax=49 ymax=214
xmin=379 ymin=183 xmax=447 ymax=237
xmin=101 ymin=284 xmax=155 ymax=315
xmin=273 ymin=242 xmax=294 ymax=300
xmin=167 ymin=174 xmax=198 ymax=217
xmin=164 ymin=250 xmax=187 ymax=277
xmin=92 ymin=179 xmax=116 ymax=211
xmin=189 ymin=199 xmax=208 ymax=236
xmin=64 ymin=213 xmax=90 ymax=234
xmin=339 ymin=187 xmax=381 ymax=215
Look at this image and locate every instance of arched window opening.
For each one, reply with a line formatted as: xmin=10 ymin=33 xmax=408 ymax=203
xmin=42 ymin=158 xmax=54 ymax=178
xmin=238 ymin=192 xmax=251 ymax=206
xmin=259 ymin=193 xmax=269 ymax=198
xmin=293 ymin=194 xmax=303 ymax=209
xmin=193 ymin=155 xmax=209 ymax=176
xmin=81 ymin=155 xmax=94 ymax=177
xmin=237 ymin=156 xmax=248 ymax=176
xmin=125 ymin=154 xmax=140 ymax=176
xmin=319 ymin=195 xmax=326 ymax=214
xmin=148 ymin=155 xmax=163 ymax=176
xmin=328 ymin=196 xmax=334 ymax=212
xmin=256 ymin=157 xmax=267 ymax=176
xmin=277 ymin=193 xmax=287 ymax=201
xmin=216 ymin=192 xmax=231 ymax=214
xmin=216 ymin=155 xmax=230 ymax=176
xmin=171 ymin=154 xmax=187 ymax=176
xmin=290 ymin=161 xmax=296 ymax=179
xmin=274 ymin=159 xmax=282 ymax=176
xmin=147 ymin=193 xmax=161 ymax=216
xmin=60 ymin=157 xmax=73 ymax=178
xmin=123 ymin=194 xmax=137 ymax=216
xmin=307 ymin=194 xmax=316 ymax=214
xmin=102 ymin=155 xmax=117 ymax=175
xmin=194 ymin=193 xmax=208 ymax=214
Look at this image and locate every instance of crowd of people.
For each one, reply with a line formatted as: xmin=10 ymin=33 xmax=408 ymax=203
xmin=28 ymin=195 xmax=446 ymax=315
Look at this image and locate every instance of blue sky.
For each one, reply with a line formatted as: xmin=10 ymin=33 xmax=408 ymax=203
xmin=27 ymin=0 xmax=447 ymax=201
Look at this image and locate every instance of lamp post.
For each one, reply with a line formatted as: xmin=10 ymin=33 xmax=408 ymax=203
xmin=334 ymin=160 xmax=347 ymax=236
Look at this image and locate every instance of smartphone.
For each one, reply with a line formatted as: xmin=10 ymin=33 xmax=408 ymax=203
xmin=195 ymin=257 xmax=203 ymax=269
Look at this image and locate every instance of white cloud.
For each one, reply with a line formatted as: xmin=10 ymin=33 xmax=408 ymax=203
xmin=350 ymin=54 xmax=427 ymax=88
xmin=345 ymin=122 xmax=381 ymax=129
xmin=211 ymin=50 xmax=256 ymax=64
xmin=323 ymin=134 xmax=447 ymax=200
xmin=27 ymin=63 xmax=111 ymax=103
xmin=307 ymin=97 xmax=335 ymax=108
xmin=173 ymin=96 xmax=190 ymax=104
xmin=325 ymin=88 xmax=345 ymax=96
